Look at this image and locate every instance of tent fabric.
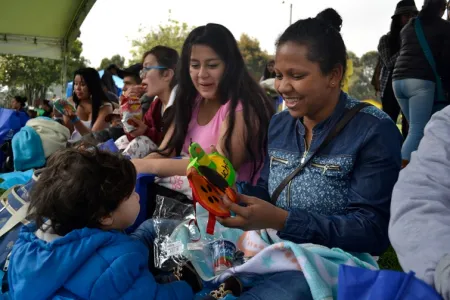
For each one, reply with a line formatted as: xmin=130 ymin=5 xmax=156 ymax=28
xmin=0 ymin=0 xmax=96 ymax=60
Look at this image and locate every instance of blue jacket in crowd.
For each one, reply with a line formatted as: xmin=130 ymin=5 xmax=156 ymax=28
xmin=8 ymin=224 xmax=193 ymax=300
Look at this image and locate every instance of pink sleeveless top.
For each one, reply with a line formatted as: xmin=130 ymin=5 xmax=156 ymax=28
xmin=182 ymin=97 xmax=260 ymax=184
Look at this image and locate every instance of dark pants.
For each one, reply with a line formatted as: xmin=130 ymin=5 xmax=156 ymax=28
xmin=238 ymin=272 xmax=313 ymax=300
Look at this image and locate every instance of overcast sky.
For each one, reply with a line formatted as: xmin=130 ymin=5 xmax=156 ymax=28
xmin=79 ymin=0 xmax=426 ymax=68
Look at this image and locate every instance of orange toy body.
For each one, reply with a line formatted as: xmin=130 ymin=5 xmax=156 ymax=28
xmin=187 ymin=168 xmax=237 ymax=218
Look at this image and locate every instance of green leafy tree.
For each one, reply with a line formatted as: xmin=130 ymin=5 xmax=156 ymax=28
xmin=237 ymin=34 xmax=270 ymax=80
xmin=66 ymin=39 xmax=89 ymax=79
xmin=0 ymin=39 xmax=87 ymax=103
xmin=130 ymin=19 xmax=194 ymax=63
xmin=348 ymin=51 xmax=379 ymax=100
xmin=98 ymin=54 xmax=126 ymax=70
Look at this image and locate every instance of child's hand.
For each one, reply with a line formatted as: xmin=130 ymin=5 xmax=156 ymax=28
xmin=128 ymin=118 xmax=148 ymax=137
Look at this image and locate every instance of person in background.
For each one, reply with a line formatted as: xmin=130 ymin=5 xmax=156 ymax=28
xmin=115 ymin=46 xmax=179 ymax=158
xmin=64 ymin=68 xmax=113 ymax=142
xmin=11 ymin=96 xmax=27 ymax=113
xmin=119 ymin=63 xmax=144 ymax=94
xmin=11 ymin=96 xmax=30 ymax=126
xmin=378 ymin=0 xmax=417 ymax=138
xmin=392 ymin=0 xmax=450 ymax=166
xmin=7 ymin=148 xmax=195 ymax=299
xmin=389 ymin=105 xmax=450 ymax=300
xmin=260 ymin=60 xmax=275 ymax=82
xmin=81 ymin=108 xmax=125 ymax=145
xmin=40 ymin=100 xmax=53 ymax=118
xmin=132 ymin=23 xmax=274 ymax=184
xmin=101 ymin=70 xmax=120 ymax=104
xmin=106 ymin=64 xmax=121 ymax=77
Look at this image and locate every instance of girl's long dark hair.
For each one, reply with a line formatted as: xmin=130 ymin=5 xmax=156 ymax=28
xmin=163 ymin=23 xmax=274 ymax=182
xmin=419 ymin=0 xmax=446 ymax=22
xmin=101 ymin=70 xmax=118 ymax=95
xmin=389 ymin=15 xmax=406 ymax=54
xmin=72 ymin=68 xmax=109 ymax=126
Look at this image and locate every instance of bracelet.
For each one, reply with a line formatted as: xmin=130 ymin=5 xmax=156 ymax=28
xmin=70 ymin=116 xmax=80 ymax=124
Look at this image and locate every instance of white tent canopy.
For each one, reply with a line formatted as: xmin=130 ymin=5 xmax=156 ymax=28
xmin=0 ymin=0 xmax=96 ymax=60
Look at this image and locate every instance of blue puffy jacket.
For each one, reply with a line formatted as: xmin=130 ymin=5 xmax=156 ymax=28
xmin=8 ymin=224 xmax=193 ymax=300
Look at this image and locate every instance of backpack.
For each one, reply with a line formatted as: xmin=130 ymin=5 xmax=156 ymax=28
xmin=0 ymin=171 xmax=39 ymax=294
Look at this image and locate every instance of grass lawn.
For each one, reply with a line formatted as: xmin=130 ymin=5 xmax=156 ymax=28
xmin=378 ymin=246 xmax=402 ymax=271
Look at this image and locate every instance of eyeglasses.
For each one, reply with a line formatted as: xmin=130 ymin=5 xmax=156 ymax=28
xmin=139 ymin=66 xmax=167 ymax=79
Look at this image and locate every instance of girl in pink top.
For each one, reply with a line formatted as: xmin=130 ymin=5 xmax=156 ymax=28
xmin=133 ymin=23 xmax=274 ymax=184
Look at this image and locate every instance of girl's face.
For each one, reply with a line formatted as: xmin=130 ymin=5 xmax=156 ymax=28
xmin=189 ymin=45 xmax=225 ymax=101
xmin=74 ymin=75 xmax=90 ymax=101
xmin=142 ymin=54 xmax=172 ymax=97
xmin=274 ymin=41 xmax=342 ymax=119
xmin=108 ymin=191 xmax=140 ymax=230
xmin=267 ymin=63 xmax=275 ymax=73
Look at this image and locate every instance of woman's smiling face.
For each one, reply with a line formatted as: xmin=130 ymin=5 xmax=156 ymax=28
xmin=274 ymin=41 xmax=340 ymax=120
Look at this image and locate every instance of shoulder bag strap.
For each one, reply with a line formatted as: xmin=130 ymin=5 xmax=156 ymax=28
xmin=270 ymin=102 xmax=371 ymax=204
xmin=414 ymin=18 xmax=446 ymax=102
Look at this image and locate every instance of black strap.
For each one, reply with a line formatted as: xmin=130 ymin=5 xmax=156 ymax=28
xmin=270 ymin=102 xmax=371 ymax=204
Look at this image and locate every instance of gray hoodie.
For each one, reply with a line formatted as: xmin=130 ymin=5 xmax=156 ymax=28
xmin=389 ymin=105 xmax=450 ymax=300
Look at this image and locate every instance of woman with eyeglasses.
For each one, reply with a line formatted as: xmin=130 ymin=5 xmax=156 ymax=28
xmin=132 ymin=23 xmax=274 ymax=185
xmin=115 ymin=46 xmax=179 ymax=158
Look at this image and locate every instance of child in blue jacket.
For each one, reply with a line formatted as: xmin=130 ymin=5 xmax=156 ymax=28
xmin=7 ymin=148 xmax=194 ymax=300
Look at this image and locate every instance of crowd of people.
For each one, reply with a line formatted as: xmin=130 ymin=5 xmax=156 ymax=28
xmin=1 ymin=0 xmax=450 ymax=299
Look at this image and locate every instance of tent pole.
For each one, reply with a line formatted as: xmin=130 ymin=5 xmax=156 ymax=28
xmin=61 ymin=40 xmax=68 ymax=99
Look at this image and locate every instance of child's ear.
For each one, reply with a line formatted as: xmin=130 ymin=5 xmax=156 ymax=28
xmin=99 ymin=214 xmax=114 ymax=227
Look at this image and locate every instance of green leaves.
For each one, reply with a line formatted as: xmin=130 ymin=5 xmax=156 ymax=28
xmin=129 ymin=19 xmax=194 ymax=64
xmin=98 ymin=54 xmax=125 ymax=70
xmin=237 ymin=34 xmax=270 ymax=80
xmin=0 ymin=39 xmax=88 ymax=103
xmin=348 ymin=51 xmax=379 ymax=101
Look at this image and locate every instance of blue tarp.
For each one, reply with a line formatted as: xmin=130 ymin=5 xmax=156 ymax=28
xmin=0 ymin=169 xmax=34 ymax=190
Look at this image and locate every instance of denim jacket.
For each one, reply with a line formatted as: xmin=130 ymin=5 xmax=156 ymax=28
xmin=240 ymin=93 xmax=402 ymax=255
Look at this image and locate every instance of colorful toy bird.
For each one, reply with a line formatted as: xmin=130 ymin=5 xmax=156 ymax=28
xmin=187 ymin=143 xmax=237 ymax=235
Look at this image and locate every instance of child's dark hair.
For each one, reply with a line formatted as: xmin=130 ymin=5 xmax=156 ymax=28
xmin=28 ymin=148 xmax=137 ymax=236
xmin=142 ymin=46 xmax=179 ymax=89
xmin=276 ymin=18 xmax=347 ymax=82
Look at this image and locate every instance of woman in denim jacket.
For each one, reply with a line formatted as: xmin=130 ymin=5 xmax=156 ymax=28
xmin=219 ymin=18 xmax=402 ymax=260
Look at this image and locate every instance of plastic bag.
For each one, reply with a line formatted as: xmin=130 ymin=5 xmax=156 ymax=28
xmin=120 ymin=95 xmax=142 ymax=133
xmin=164 ymin=204 xmax=245 ymax=281
xmin=153 ymin=196 xmax=243 ymax=277
xmin=153 ymin=195 xmax=195 ymax=271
